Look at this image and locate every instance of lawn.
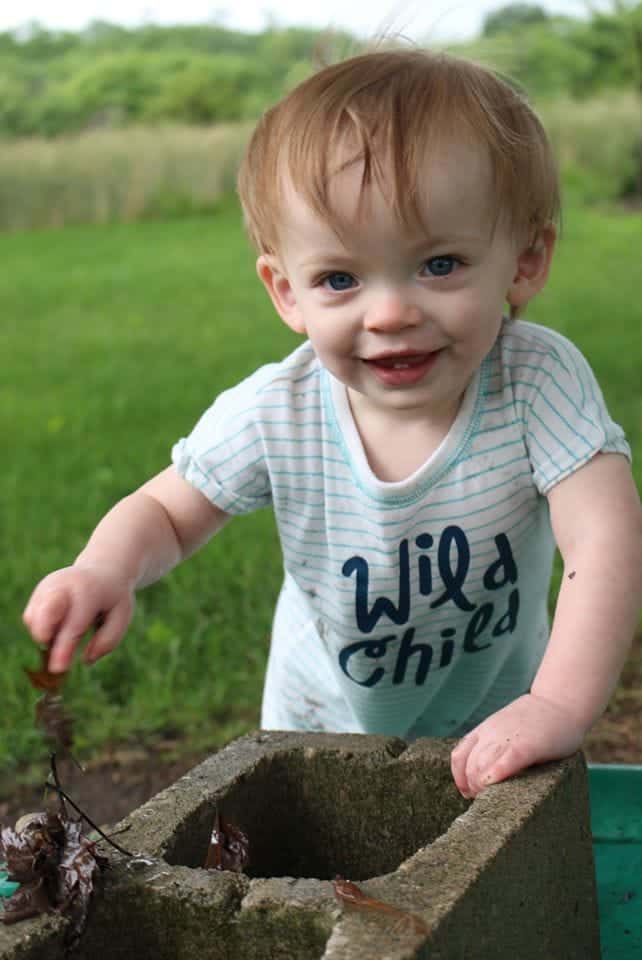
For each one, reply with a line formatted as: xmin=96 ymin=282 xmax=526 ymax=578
xmin=1 ymin=198 xmax=640 ymax=782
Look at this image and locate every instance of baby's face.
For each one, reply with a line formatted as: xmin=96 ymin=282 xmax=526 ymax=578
xmin=261 ymin=141 xmax=525 ymax=430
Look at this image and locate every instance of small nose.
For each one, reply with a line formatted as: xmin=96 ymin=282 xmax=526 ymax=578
xmin=363 ymin=290 xmax=422 ymax=332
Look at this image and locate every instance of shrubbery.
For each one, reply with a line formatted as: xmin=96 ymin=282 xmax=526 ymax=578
xmin=0 ymin=8 xmax=639 ymax=228
xmin=0 ymin=10 xmax=639 ymax=138
xmin=540 ymin=94 xmax=640 ymax=205
xmin=0 ymin=23 xmax=331 ymax=137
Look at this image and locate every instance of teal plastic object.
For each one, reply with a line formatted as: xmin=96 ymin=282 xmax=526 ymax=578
xmin=0 ymin=862 xmax=19 ymax=899
xmin=589 ymin=764 xmax=642 ymax=959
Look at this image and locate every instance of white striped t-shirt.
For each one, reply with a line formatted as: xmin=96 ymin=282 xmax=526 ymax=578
xmin=172 ymin=319 xmax=630 ymax=739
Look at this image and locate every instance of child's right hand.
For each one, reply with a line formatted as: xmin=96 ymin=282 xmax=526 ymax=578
xmin=23 ymin=564 xmax=135 ymax=673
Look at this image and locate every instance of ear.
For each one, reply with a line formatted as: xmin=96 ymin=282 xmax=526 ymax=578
xmin=256 ymin=255 xmax=307 ymax=334
xmin=507 ymin=223 xmax=556 ymax=311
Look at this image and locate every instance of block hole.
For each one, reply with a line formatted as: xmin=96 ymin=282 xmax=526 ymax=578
xmin=163 ymin=747 xmax=468 ymax=880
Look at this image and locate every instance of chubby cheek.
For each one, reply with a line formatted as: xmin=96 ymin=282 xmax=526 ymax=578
xmin=306 ymin=320 xmax=355 ymax=365
xmin=445 ymin=288 xmax=504 ymax=350
xmin=439 ymin=291 xmax=481 ymax=339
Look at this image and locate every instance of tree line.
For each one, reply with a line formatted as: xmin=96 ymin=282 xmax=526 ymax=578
xmin=0 ymin=23 xmax=338 ymax=137
xmin=0 ymin=4 xmax=639 ymax=139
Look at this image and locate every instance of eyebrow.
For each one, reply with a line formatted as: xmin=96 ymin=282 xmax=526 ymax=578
xmin=297 ymin=253 xmax=356 ymax=269
xmin=294 ymin=229 xmax=486 ymax=272
xmin=416 ymin=232 xmax=484 ymax=249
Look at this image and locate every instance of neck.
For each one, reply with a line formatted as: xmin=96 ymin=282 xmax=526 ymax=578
xmin=346 ymin=390 xmax=463 ymax=482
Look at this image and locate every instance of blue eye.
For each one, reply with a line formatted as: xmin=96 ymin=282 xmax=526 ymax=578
xmin=323 ymin=272 xmax=356 ymax=291
xmin=423 ymin=256 xmax=457 ymax=277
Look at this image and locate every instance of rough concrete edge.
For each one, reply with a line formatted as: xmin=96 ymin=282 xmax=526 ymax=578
xmin=0 ymin=912 xmax=68 ymax=960
xmin=238 ymin=876 xmax=338 ymax=958
xmin=314 ymin=752 xmax=591 ymax=959
xmin=104 ymin=732 xmax=433 ymax=960
xmin=75 ymin=861 xmax=250 ymax=957
xmin=0 ymin=739 xmax=590 ymax=960
xmin=416 ymin=751 xmax=599 ymax=959
xmin=113 ymin=731 xmax=410 ymax=860
xmin=322 ymin=915 xmax=430 ymax=960
xmin=246 ymin=875 xmax=429 ymax=960
xmin=387 ymin=752 xmax=590 ymax=932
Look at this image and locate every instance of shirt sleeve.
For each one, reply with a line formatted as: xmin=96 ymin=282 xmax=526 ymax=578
xmin=171 ymin=369 xmax=274 ymax=515
xmin=511 ymin=325 xmax=631 ymax=495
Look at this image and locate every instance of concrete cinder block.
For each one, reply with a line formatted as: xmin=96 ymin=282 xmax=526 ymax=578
xmin=0 ymin=732 xmax=600 ymax=959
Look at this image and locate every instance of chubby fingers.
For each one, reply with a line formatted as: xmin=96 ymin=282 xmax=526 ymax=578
xmin=82 ymin=596 xmax=133 ymax=665
xmin=451 ymin=733 xmax=511 ymax=798
xmin=450 ymin=733 xmax=477 ymax=798
xmin=24 ymin=585 xmax=99 ymax=673
xmin=451 ymin=732 xmax=532 ymax=798
xmin=23 ymin=587 xmax=71 ymax=649
xmin=450 ymin=694 xmax=589 ymax=798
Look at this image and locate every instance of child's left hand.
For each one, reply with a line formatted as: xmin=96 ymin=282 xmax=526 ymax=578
xmin=450 ymin=693 xmax=586 ymax=798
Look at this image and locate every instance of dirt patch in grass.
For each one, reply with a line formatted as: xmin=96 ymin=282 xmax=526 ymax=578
xmin=1 ymin=633 xmax=640 ymax=832
xmin=0 ymin=737 xmax=218 ymax=833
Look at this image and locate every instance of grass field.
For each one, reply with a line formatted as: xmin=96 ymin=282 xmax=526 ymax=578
xmin=1 ymin=198 xmax=640 ymax=782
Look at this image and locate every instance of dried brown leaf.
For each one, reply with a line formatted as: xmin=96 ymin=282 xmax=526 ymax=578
xmin=0 ymin=806 xmax=106 ymax=945
xmin=204 ymin=812 xmax=249 ymax=873
xmin=25 ymin=650 xmax=74 ymax=750
xmin=25 ymin=649 xmax=66 ymax=693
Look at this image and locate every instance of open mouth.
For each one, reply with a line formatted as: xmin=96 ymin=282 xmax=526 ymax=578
xmin=371 ymin=355 xmax=430 ymax=369
xmin=364 ymin=351 xmax=439 ymax=386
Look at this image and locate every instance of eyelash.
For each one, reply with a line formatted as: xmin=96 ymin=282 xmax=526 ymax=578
xmin=319 ymin=272 xmax=356 ymax=292
xmin=420 ymin=255 xmax=463 ymax=277
xmin=317 ymin=256 xmax=464 ymax=292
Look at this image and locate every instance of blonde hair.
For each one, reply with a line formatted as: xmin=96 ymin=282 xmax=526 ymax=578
xmin=237 ymin=48 xmax=560 ymax=256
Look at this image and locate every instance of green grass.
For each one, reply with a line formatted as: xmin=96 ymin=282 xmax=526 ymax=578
xmin=527 ymin=205 xmax=642 ymax=605
xmin=0 ymin=199 xmax=300 ymax=781
xmin=526 ymin=205 xmax=642 ymax=458
xmin=1 ymin=198 xmax=640 ymax=784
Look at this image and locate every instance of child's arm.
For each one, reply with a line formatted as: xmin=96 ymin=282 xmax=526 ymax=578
xmin=451 ymin=452 xmax=642 ymax=798
xmin=23 ymin=466 xmax=228 ymax=673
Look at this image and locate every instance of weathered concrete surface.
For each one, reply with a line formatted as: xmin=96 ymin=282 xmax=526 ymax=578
xmin=0 ymin=732 xmax=600 ymax=959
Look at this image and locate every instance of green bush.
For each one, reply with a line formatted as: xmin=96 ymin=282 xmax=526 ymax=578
xmin=0 ymin=23 xmax=336 ymax=138
xmin=539 ymin=93 xmax=639 ymax=204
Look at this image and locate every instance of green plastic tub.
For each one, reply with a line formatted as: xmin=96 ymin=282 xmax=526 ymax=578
xmin=589 ymin=764 xmax=642 ymax=959
xmin=0 ymin=866 xmax=18 ymax=899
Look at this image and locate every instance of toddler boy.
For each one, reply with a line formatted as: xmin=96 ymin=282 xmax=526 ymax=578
xmin=24 ymin=49 xmax=642 ymax=798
